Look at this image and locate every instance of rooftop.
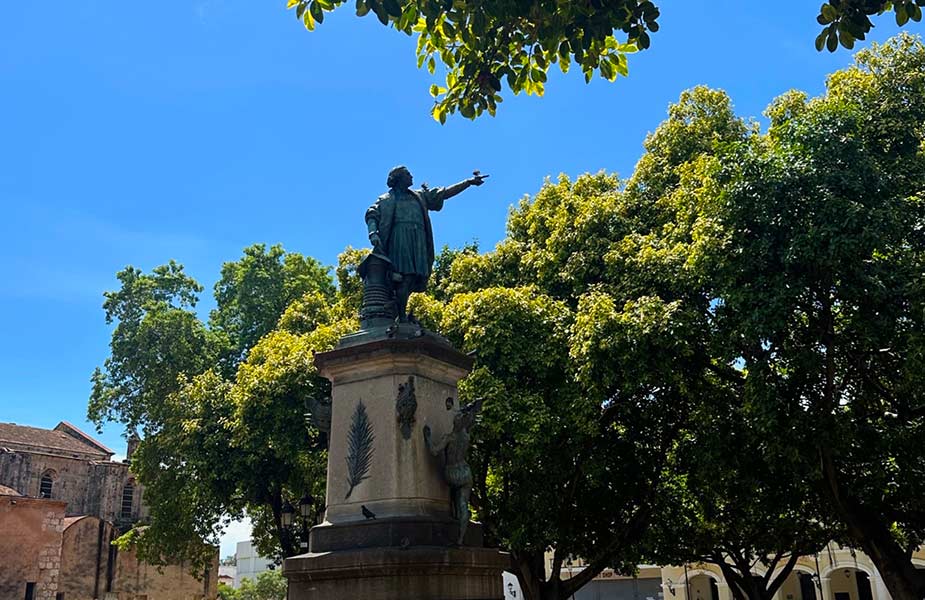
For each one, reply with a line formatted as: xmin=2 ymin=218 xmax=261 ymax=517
xmin=0 ymin=421 xmax=113 ymax=458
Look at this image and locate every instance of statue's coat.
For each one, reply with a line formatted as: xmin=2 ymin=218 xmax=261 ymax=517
xmin=365 ymin=187 xmax=447 ymax=277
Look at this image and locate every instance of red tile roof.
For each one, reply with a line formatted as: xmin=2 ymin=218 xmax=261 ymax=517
xmin=55 ymin=421 xmax=114 ymax=455
xmin=0 ymin=422 xmax=111 ymax=457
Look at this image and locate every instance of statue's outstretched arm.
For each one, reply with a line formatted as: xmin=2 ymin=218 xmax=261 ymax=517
xmin=435 ymin=172 xmax=488 ymax=202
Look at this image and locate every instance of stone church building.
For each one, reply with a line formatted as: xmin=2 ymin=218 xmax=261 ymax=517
xmin=0 ymin=421 xmax=217 ymax=600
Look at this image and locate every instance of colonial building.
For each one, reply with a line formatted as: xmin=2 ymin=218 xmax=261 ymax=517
xmin=0 ymin=421 xmax=217 ymax=600
xmin=0 ymin=421 xmax=144 ymax=529
xmin=545 ymin=545 xmax=925 ymax=600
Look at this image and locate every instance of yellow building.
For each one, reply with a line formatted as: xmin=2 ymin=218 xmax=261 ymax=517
xmin=546 ymin=545 xmax=925 ymax=600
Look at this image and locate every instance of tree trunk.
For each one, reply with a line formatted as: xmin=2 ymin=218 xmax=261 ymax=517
xmin=833 ymin=501 xmax=925 ymax=600
xmin=510 ymin=550 xmax=546 ymax=600
xmin=819 ymin=448 xmax=925 ymax=600
xmin=509 ymin=549 xmax=612 ymax=600
xmin=713 ymin=552 xmax=800 ymax=600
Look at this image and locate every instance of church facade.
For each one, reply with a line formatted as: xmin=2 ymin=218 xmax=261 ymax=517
xmin=0 ymin=421 xmax=217 ymax=600
xmin=0 ymin=421 xmax=144 ymax=528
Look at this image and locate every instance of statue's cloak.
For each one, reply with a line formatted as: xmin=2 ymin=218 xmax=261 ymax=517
xmin=365 ymin=187 xmax=446 ymax=277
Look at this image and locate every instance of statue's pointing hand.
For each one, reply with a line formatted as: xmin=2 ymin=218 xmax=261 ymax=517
xmin=470 ymin=170 xmax=489 ymax=186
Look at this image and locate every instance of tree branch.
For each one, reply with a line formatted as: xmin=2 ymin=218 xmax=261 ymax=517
xmin=561 ymin=501 xmax=652 ymax=597
xmin=762 ymin=551 xmax=783 ymax=587
xmin=767 ymin=553 xmax=800 ymax=599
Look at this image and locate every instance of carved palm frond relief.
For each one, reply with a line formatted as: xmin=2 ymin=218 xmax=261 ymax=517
xmin=345 ymin=400 xmax=375 ymax=499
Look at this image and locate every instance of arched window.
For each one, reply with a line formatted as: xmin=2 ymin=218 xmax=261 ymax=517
xmin=39 ymin=471 xmax=55 ymax=499
xmin=121 ymin=481 xmax=134 ymax=518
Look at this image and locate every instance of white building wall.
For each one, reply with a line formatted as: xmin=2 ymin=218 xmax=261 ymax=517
xmin=233 ymin=539 xmax=276 ymax=588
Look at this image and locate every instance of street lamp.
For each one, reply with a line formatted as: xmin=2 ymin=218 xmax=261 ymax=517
xmin=298 ymin=494 xmax=315 ymax=551
xmin=299 ymin=494 xmax=314 ymax=520
xmin=281 ymin=500 xmax=295 ymax=529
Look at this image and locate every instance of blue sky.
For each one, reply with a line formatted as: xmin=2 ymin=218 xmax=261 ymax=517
xmin=1 ymin=1 xmax=914 ymax=556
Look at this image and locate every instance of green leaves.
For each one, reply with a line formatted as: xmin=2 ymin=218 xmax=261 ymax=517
xmin=237 ymin=570 xmax=287 ymax=600
xmin=89 ymin=262 xmax=216 ymax=431
xmin=284 ymin=0 xmax=923 ymax=120
xmin=210 ymin=243 xmax=335 ymax=369
xmin=287 ymin=0 xmax=658 ymax=122
xmin=682 ymin=35 xmax=925 ymax=597
xmin=815 ymin=1 xmax=923 ymax=52
xmin=291 ymin=0 xmax=342 ymax=30
xmin=91 ymin=244 xmax=344 ymax=564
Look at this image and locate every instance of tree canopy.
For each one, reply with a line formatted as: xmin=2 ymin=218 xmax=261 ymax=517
xmin=703 ymin=34 xmax=925 ymax=600
xmin=219 ymin=570 xmax=287 ymax=600
xmin=639 ymin=33 xmax=925 ymax=600
xmin=285 ymin=0 xmax=920 ymax=121
xmin=413 ymin=34 xmax=925 ymax=600
xmin=90 ymin=244 xmax=350 ymax=570
xmin=90 ymin=32 xmax=925 ymax=600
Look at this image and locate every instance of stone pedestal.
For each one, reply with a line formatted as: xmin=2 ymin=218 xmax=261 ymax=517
xmin=284 ymin=332 xmax=508 ymax=600
xmin=285 ymin=547 xmax=509 ymax=600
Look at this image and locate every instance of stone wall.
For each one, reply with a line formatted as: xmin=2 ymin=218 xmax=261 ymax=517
xmin=59 ymin=515 xmax=114 ymax=599
xmin=112 ymin=547 xmax=218 ymax=600
xmin=0 ymin=494 xmax=66 ymax=600
xmin=60 ymin=514 xmax=218 ymax=600
xmin=0 ymin=448 xmax=142 ymax=524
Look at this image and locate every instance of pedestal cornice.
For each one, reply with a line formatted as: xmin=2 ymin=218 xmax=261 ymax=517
xmin=315 ymin=335 xmax=474 ymax=384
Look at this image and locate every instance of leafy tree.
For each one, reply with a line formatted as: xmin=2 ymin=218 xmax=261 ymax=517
xmin=695 ymin=34 xmax=925 ymax=600
xmin=651 ymin=393 xmax=833 ymax=600
xmin=231 ymin=317 xmax=353 ymax=558
xmin=604 ymin=86 xmax=834 ymax=600
xmin=620 ymin=34 xmax=924 ymax=600
xmin=90 ymin=245 xmax=346 ymax=570
xmin=238 ymin=570 xmax=287 ymax=600
xmin=331 ymin=245 xmax=367 ymax=317
xmin=211 ymin=243 xmax=335 ymax=367
xmin=428 ymin=242 xmax=478 ymax=302
xmin=88 ymin=261 xmax=219 ymax=431
xmin=288 ymin=0 xmax=656 ymax=122
xmin=816 ymin=0 xmax=923 ymax=51
xmin=406 ymin=87 xmax=750 ymax=600
xmin=410 ymin=176 xmax=717 ymax=600
xmin=614 ymin=35 xmax=925 ymax=600
xmin=286 ymin=0 xmax=919 ymax=121
xmin=218 ymin=582 xmax=240 ymax=600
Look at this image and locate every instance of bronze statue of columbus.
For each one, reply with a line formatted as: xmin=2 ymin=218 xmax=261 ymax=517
xmin=365 ymin=166 xmax=487 ymax=322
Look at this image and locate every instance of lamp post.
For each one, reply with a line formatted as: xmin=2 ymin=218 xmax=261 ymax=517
xmin=281 ymin=500 xmax=295 ymax=529
xmin=298 ymin=494 xmax=315 ymax=552
xmin=281 ymin=499 xmax=296 ymax=557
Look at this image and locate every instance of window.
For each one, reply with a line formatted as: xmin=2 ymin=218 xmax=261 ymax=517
xmin=24 ymin=582 xmax=35 ymax=600
xmin=39 ymin=473 xmax=54 ymax=499
xmin=121 ymin=482 xmax=134 ymax=518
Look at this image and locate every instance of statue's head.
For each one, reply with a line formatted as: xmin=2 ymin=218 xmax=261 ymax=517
xmin=387 ymin=165 xmax=413 ymax=190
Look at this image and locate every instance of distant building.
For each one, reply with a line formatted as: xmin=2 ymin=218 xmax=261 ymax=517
xmin=218 ymin=565 xmax=236 ymax=588
xmin=234 ymin=540 xmax=276 ymax=588
xmin=0 ymin=421 xmax=217 ymax=600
